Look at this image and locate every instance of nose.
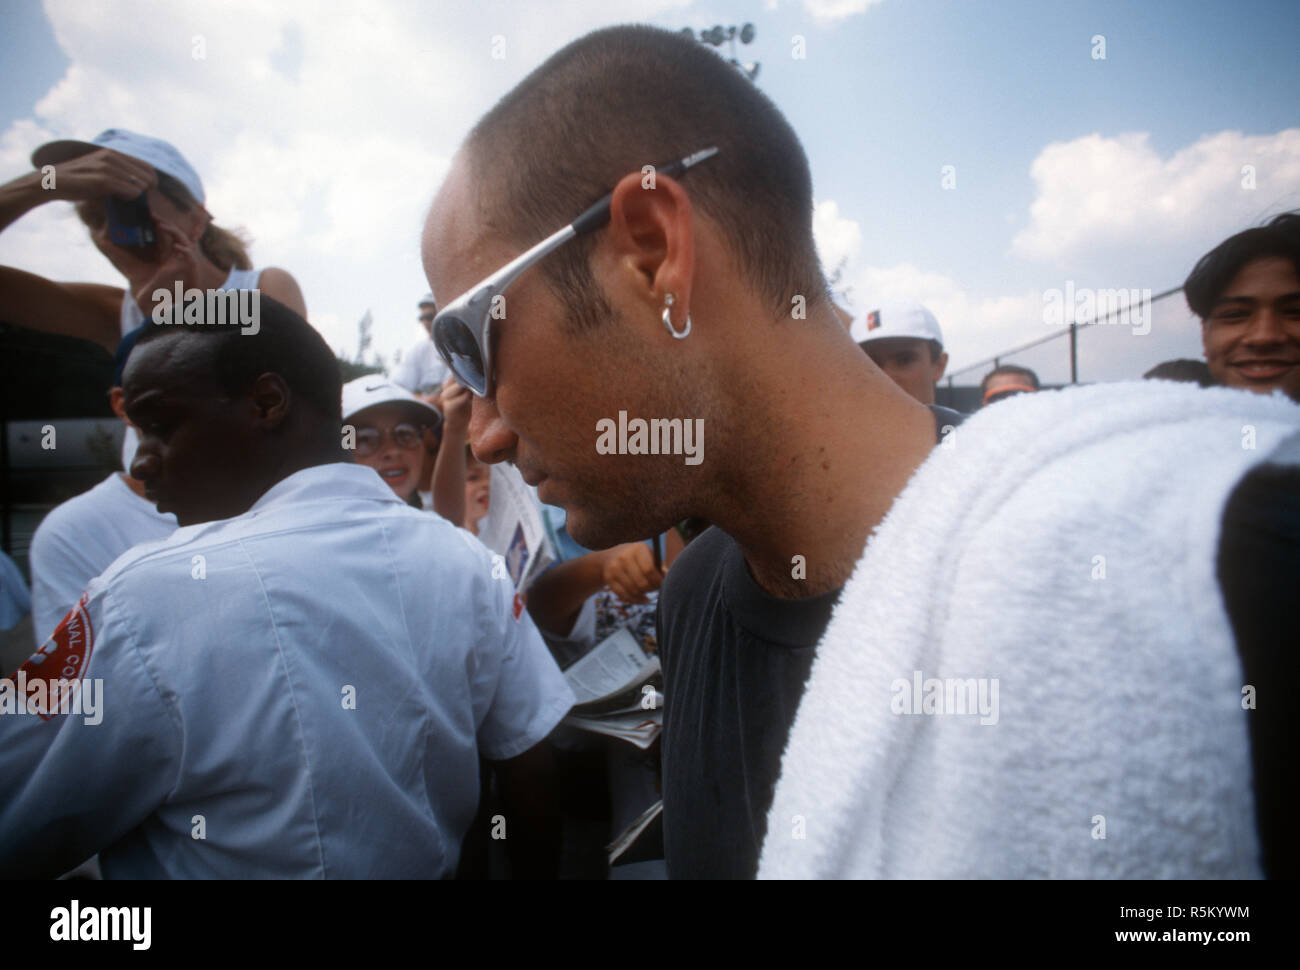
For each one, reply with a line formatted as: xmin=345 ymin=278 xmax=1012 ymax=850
xmin=1242 ymin=308 xmax=1286 ymax=346
xmin=468 ymin=395 xmax=517 ymax=465
xmin=129 ymin=441 xmax=160 ymax=483
xmin=378 ymin=434 xmax=402 ymax=461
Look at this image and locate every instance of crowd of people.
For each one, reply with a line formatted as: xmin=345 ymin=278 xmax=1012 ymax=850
xmin=0 ymin=23 xmax=1296 ymax=880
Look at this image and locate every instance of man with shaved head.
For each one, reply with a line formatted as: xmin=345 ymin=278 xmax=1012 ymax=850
xmin=424 ymin=25 xmax=1299 ymax=880
xmin=423 ymin=25 xmax=955 ymax=879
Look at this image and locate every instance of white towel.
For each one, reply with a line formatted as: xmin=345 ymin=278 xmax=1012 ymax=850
xmin=759 ymin=381 xmax=1300 ymax=879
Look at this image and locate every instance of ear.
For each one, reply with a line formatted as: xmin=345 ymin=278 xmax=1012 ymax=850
xmin=933 ymin=351 xmax=949 ymax=383
xmin=250 ymin=372 xmax=292 ymax=429
xmin=602 ymin=169 xmax=696 ymax=324
xmin=109 ymin=386 xmax=129 ymax=422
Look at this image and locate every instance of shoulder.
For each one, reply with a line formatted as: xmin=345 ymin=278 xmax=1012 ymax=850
xmin=255 ymin=267 xmax=307 ymax=317
xmin=31 ymin=478 xmax=116 ymax=549
xmin=660 ymin=526 xmax=730 ymax=611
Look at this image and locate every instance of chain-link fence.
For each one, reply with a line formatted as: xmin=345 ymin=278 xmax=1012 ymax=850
xmin=941 ymin=286 xmax=1206 ymax=404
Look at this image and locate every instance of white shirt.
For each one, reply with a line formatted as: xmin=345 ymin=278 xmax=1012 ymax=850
xmin=0 ymin=552 xmax=29 ymax=631
xmin=392 ymin=337 xmax=449 ymax=393
xmin=0 ymin=462 xmax=574 ymax=878
xmin=28 ymin=473 xmax=177 ymax=645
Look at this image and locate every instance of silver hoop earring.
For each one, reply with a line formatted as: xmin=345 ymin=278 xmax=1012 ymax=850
xmin=662 ymin=293 xmax=692 ymax=339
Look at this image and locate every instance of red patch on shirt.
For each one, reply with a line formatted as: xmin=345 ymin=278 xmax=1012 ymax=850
xmin=512 ymin=593 xmax=525 ymax=620
xmin=17 ymin=592 xmax=94 ymax=720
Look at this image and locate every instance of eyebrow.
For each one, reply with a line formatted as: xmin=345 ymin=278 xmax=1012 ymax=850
xmin=123 ymin=389 xmax=189 ymax=420
xmin=1213 ymin=292 xmax=1300 ymax=306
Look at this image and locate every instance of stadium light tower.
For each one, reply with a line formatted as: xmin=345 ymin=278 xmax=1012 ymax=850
xmin=679 ymin=22 xmax=759 ymax=81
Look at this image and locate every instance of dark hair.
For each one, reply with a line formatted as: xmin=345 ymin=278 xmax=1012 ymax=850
xmin=926 ymin=339 xmax=943 ymax=363
xmin=133 ymin=292 xmax=341 ymax=420
xmin=467 ymin=24 xmax=827 ymax=332
xmin=980 ymin=363 xmax=1040 ymax=395
xmin=1184 ymin=211 xmax=1300 ymax=319
xmin=1142 ymin=358 xmax=1215 ymax=386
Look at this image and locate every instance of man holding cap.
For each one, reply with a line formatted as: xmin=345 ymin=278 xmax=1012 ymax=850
xmin=852 ymin=300 xmax=950 ymax=406
xmin=392 ymin=293 xmax=451 ymax=395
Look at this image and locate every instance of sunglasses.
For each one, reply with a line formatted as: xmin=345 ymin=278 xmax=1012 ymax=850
xmin=353 ymin=422 xmax=426 ymax=457
xmin=431 ymin=146 xmax=720 ymax=397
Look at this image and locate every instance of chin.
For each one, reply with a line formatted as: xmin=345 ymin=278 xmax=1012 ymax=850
xmin=563 ymin=505 xmax=659 ymax=551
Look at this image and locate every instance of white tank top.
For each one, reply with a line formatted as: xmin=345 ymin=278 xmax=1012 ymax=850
xmin=119 ymin=266 xmax=263 ymax=336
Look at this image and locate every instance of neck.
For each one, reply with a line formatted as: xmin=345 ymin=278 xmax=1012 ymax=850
xmin=241 ymin=432 xmax=351 ymax=514
xmin=118 ymin=471 xmax=149 ymax=500
xmin=701 ymin=315 xmax=937 ymax=598
xmin=129 ymin=254 xmax=230 ymax=307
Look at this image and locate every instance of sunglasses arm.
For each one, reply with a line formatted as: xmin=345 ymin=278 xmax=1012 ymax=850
xmin=568 ymin=146 xmax=720 ymax=238
xmin=479 ymin=224 xmax=579 ymax=299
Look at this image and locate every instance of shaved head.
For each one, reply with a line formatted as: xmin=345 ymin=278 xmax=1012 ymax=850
xmin=465 ymin=24 xmax=827 ymax=331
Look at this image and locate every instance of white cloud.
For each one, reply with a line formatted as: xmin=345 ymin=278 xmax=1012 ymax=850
xmin=848 ymin=261 xmax=1045 ymax=374
xmin=1012 ymin=128 xmax=1300 ymax=285
xmin=0 ymin=0 xmax=693 ymax=365
xmin=813 ymin=198 xmax=861 ymax=283
xmin=802 ymin=0 xmax=887 ymax=27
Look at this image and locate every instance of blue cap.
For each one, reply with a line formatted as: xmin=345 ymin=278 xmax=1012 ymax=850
xmin=32 ymin=128 xmax=205 ymax=205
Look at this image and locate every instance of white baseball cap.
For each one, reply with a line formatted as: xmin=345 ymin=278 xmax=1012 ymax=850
xmin=851 ymin=300 xmax=944 ymax=348
xmin=32 ymin=128 xmax=206 ymax=205
xmin=342 ymin=376 xmax=442 ymax=427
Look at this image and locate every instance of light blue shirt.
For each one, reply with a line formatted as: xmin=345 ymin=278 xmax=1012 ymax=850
xmin=0 ymin=552 xmax=30 ymax=631
xmin=0 ymin=463 xmax=573 ymax=878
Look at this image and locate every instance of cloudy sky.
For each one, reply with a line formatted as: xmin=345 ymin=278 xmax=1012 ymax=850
xmin=2 ymin=0 xmax=1297 ymax=384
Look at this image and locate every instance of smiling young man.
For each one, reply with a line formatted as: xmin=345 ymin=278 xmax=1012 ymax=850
xmin=422 ymin=26 xmax=1299 ymax=880
xmin=0 ymin=296 xmax=573 ymax=878
xmin=1186 ymin=212 xmax=1300 ymax=403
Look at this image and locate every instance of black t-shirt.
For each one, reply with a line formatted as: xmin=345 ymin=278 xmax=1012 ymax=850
xmin=1216 ymin=441 xmax=1300 ymax=879
xmin=655 ymin=405 xmax=962 ymax=879
xmin=657 ymin=411 xmax=1297 ymax=880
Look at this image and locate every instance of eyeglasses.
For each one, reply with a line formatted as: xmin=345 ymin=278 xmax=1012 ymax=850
xmin=353 ymin=422 xmax=425 ymax=457
xmin=431 ymin=146 xmax=720 ymax=397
